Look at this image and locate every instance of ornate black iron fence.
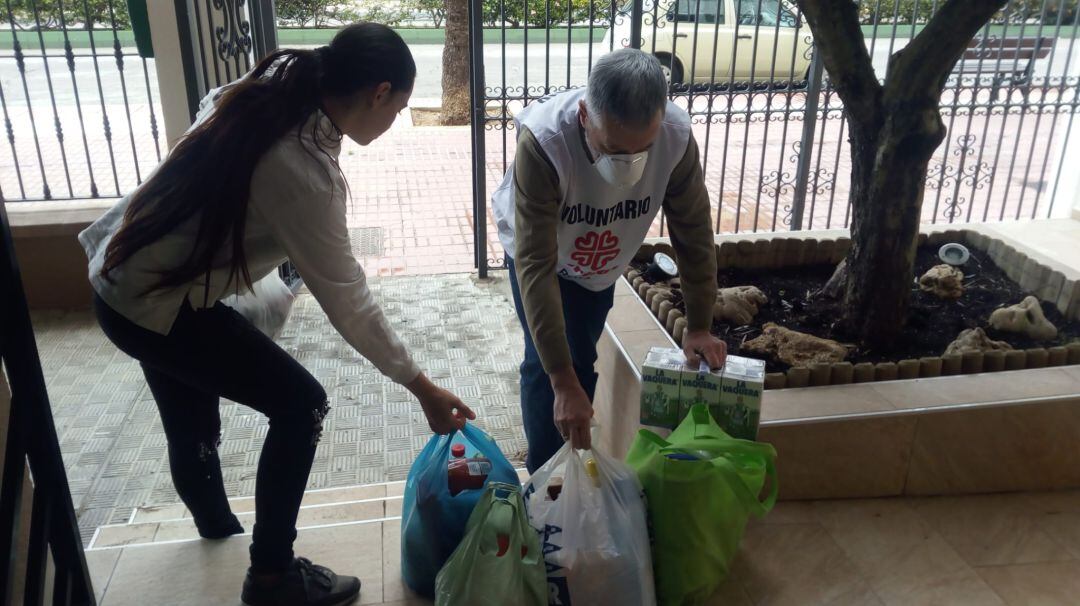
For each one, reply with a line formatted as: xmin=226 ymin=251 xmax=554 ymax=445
xmin=469 ymin=0 xmax=1080 ymax=275
xmin=0 ymin=0 xmax=164 ymax=202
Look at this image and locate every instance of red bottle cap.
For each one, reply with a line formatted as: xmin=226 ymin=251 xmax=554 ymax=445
xmin=451 ymin=443 xmax=466 ymax=458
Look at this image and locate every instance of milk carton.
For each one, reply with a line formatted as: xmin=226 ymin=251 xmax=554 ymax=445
xmin=678 ymin=360 xmax=723 ymax=424
xmin=639 ymin=348 xmax=683 ymax=428
xmin=718 ymin=355 xmax=765 ymax=440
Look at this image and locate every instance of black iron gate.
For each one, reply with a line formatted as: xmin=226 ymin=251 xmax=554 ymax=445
xmin=174 ymin=0 xmax=278 ymax=119
xmin=469 ymin=0 xmax=1080 ymax=276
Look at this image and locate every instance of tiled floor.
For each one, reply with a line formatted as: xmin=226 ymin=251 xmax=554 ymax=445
xmin=33 ymin=274 xmax=528 ymax=546
xmin=84 ymin=488 xmax=1080 ymax=605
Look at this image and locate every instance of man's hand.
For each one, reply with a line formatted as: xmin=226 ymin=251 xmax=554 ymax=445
xmin=550 ymin=367 xmax=593 ymax=450
xmin=683 ymin=330 xmax=728 ymax=369
xmin=407 ymin=373 xmax=476 ymax=434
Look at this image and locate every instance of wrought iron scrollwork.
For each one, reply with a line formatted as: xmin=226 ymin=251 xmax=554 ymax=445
xmin=926 ymin=134 xmax=993 ymax=221
xmin=759 ymin=141 xmax=835 ymax=227
xmin=212 ymin=0 xmax=253 ymax=64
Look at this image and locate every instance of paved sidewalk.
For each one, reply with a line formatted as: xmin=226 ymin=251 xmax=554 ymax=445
xmin=35 ymin=274 xmax=528 ymax=546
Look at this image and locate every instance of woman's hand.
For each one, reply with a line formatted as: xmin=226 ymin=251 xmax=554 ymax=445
xmin=406 ymin=373 xmax=476 ymax=434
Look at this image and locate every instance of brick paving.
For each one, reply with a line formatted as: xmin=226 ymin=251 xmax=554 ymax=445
xmin=34 ymin=274 xmax=528 ymax=546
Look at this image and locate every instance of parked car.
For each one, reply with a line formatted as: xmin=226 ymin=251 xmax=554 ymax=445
xmin=602 ymin=0 xmax=814 ymax=86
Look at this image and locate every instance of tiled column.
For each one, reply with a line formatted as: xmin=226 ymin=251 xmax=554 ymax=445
xmin=146 ymin=2 xmax=192 ymax=147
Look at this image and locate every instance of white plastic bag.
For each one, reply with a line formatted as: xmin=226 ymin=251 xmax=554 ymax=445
xmin=523 ymin=437 xmax=656 ymax=606
xmin=221 ymin=272 xmax=295 ymax=339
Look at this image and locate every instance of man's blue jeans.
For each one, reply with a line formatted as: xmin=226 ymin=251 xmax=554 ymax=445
xmin=506 ymin=257 xmax=616 ymax=473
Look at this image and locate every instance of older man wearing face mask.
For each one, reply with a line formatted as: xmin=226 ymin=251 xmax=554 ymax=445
xmin=492 ymin=48 xmax=726 ymax=472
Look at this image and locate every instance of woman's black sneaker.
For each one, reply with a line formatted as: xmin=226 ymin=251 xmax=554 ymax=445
xmin=240 ymin=558 xmax=361 ymax=606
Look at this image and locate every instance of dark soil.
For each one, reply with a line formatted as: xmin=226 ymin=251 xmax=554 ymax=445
xmin=632 ymin=246 xmax=1080 ymax=374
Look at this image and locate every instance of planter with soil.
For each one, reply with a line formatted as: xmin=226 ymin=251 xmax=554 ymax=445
xmin=592 ymin=222 xmax=1080 ymax=501
xmin=626 ymin=228 xmax=1080 ymax=389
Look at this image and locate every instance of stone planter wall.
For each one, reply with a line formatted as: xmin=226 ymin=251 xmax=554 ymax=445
xmin=627 ymin=229 xmax=1080 ymax=389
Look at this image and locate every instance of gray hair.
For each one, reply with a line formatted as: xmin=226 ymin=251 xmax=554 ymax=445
xmin=586 ymin=49 xmax=667 ymax=129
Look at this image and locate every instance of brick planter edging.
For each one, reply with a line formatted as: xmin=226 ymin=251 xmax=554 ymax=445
xmin=628 ymin=229 xmax=1080 ymax=389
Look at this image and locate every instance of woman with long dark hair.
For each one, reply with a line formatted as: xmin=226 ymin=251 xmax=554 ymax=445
xmin=79 ymin=24 xmax=469 ymax=606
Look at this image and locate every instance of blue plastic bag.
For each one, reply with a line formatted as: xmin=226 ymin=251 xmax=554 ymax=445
xmin=401 ymin=422 xmax=520 ymax=598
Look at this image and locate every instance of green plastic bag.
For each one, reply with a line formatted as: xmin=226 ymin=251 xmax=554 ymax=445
xmin=626 ymin=404 xmax=778 ymax=606
xmin=434 ymin=482 xmax=546 ymax=606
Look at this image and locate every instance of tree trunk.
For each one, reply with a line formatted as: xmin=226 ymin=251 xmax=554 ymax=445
xmin=795 ymin=0 xmax=1008 ymax=348
xmin=441 ymin=0 xmax=471 ymax=125
xmin=840 ymin=102 xmax=945 ymax=346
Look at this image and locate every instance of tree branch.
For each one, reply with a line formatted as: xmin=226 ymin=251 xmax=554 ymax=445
xmin=794 ymin=0 xmax=883 ymax=129
xmin=885 ymin=0 xmax=1009 ymax=102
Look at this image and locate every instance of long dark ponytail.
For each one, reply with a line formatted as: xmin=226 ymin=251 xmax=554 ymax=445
xmin=100 ymin=22 xmax=416 ymax=294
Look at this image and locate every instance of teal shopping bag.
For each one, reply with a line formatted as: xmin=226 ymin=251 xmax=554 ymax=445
xmin=401 ymin=423 xmax=519 ymax=598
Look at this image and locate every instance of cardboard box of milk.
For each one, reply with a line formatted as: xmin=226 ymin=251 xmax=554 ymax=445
xmin=678 ymin=360 xmax=723 ymax=424
xmin=639 ymin=348 xmax=683 ymax=428
xmin=717 ymin=355 xmax=765 ymax=440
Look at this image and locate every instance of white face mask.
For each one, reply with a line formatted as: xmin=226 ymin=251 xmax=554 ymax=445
xmin=595 ymin=151 xmax=649 ymax=188
xmin=586 ymin=131 xmax=648 ymax=188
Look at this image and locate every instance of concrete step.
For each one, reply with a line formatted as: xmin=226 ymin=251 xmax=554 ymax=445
xmin=90 ymin=470 xmax=530 ymax=550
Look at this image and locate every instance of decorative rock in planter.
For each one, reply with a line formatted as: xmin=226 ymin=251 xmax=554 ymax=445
xmin=743 ymin=323 xmax=849 ymax=368
xmin=714 ymin=286 xmax=768 ymax=326
xmin=989 ymin=296 xmax=1058 ymax=341
xmin=944 ymin=327 xmax=1013 ymax=356
xmin=919 ymin=264 xmax=965 ymax=300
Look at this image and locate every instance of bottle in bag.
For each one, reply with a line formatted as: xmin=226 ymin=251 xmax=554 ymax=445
xmin=490 ymin=498 xmax=529 ymax=558
xmin=447 ymin=443 xmax=492 ymax=496
xmin=547 ymin=477 xmax=564 ymax=501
